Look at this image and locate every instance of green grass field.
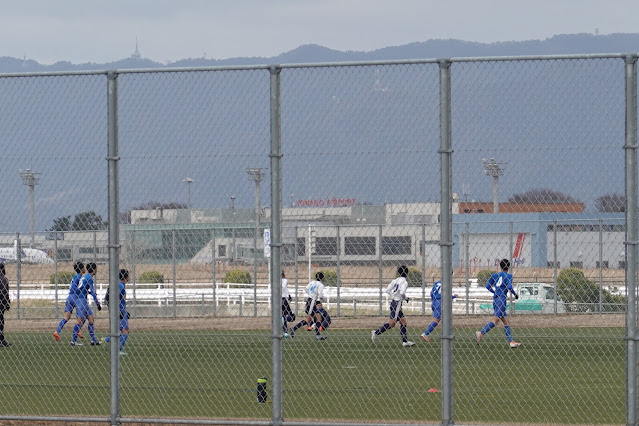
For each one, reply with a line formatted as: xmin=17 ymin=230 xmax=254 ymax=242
xmin=0 ymin=327 xmax=625 ymax=424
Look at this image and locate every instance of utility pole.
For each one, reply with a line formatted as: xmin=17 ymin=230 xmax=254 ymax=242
xmin=20 ymin=168 xmax=41 ymax=247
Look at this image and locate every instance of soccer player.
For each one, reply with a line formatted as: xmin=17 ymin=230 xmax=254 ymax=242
xmin=315 ymin=301 xmax=331 ymax=333
xmin=476 ymin=259 xmax=522 ymax=348
xmin=72 ymin=262 xmax=102 ymax=346
xmin=101 ymin=269 xmax=130 ymax=355
xmin=281 ymin=271 xmax=295 ymax=338
xmin=289 ymin=271 xmax=325 ymax=340
xmin=372 ymin=265 xmax=414 ymax=347
xmin=421 ymin=280 xmax=457 ymax=342
xmin=0 ymin=263 xmax=11 ymax=347
xmin=53 ymin=261 xmax=85 ymax=341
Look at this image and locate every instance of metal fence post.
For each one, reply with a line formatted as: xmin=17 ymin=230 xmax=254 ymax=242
xmin=464 ymin=222 xmax=470 ymax=315
xmin=439 ymin=58 xmax=454 ymax=425
xmin=211 ymin=229 xmax=216 ymax=317
xmin=509 ymin=221 xmax=514 ymax=315
xmin=599 ymin=218 xmax=604 ymax=312
xmin=106 ymin=70 xmax=121 ymax=426
xmin=16 ymin=234 xmax=21 ymax=319
xmin=624 ymin=53 xmax=638 ymax=426
xmin=294 ymin=226 xmax=299 ymax=314
xmin=336 ymin=225 xmax=341 ymax=317
xmin=378 ymin=224 xmax=383 ymax=316
xmin=268 ymin=64 xmax=283 ymax=426
xmin=93 ymin=230 xmax=97 ymax=264
xmin=54 ymin=232 xmax=59 ymax=318
xmin=421 ymin=223 xmax=426 ymax=316
xmin=553 ymin=221 xmax=558 ymax=314
xmin=131 ymin=230 xmax=136 ymax=317
xmin=172 ymin=229 xmax=177 ymax=319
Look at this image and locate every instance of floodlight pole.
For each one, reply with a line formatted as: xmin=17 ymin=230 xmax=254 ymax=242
xmin=482 ymin=158 xmax=504 ymax=213
xmin=182 ymin=177 xmax=194 ymax=209
xmin=246 ymin=168 xmax=265 ymax=317
xmin=20 ymin=168 xmax=41 ymax=247
xmin=230 ymin=195 xmax=236 ymax=263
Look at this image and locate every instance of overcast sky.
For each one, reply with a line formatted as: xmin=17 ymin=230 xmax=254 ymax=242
xmin=3 ymin=0 xmax=639 ymax=65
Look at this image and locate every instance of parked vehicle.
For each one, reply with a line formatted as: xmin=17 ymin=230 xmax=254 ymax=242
xmin=480 ymin=282 xmax=566 ymax=314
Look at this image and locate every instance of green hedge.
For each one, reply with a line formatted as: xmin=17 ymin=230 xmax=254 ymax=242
xmin=50 ymin=271 xmax=75 ymax=285
xmin=224 ymin=269 xmax=252 ymax=284
xmin=317 ymin=269 xmax=338 ymax=286
xmin=394 ymin=266 xmax=422 ymax=286
xmin=138 ymin=270 xmax=164 ymax=284
xmin=477 ymin=269 xmax=496 ymax=287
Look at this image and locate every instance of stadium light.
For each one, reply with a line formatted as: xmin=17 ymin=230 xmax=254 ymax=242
xmin=20 ymin=168 xmax=41 ymax=247
xmin=246 ymin=168 xmax=265 ymax=317
xmin=182 ymin=177 xmax=194 ymax=209
xmin=482 ymin=158 xmax=505 ymax=213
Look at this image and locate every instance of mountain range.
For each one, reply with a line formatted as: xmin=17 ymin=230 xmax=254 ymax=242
xmin=3 ymin=33 xmax=639 ymax=73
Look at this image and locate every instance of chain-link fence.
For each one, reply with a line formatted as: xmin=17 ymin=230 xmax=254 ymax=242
xmin=0 ymin=54 xmax=636 ymax=425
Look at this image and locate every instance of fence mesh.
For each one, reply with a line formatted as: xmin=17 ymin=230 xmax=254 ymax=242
xmin=0 ymin=56 xmax=634 ymax=425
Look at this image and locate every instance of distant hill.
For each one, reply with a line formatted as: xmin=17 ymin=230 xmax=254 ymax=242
xmin=2 ymin=33 xmax=639 ymax=73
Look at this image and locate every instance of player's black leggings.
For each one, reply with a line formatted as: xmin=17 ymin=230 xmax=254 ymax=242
xmin=0 ymin=310 xmax=5 ymax=343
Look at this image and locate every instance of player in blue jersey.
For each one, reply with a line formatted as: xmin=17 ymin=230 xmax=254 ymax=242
xmin=72 ymin=262 xmax=102 ymax=346
xmin=372 ymin=265 xmax=414 ymax=347
xmin=53 ymin=261 xmax=86 ymax=341
xmin=421 ymin=280 xmax=457 ymax=342
xmin=280 ymin=271 xmax=295 ymax=338
xmin=476 ymin=259 xmax=521 ymax=348
xmin=290 ymin=272 xmax=326 ymax=340
xmin=101 ymin=269 xmax=130 ymax=355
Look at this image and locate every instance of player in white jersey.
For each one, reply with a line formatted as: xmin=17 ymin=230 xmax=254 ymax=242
xmin=290 ymin=272 xmax=327 ymax=340
xmin=281 ymin=271 xmax=295 ymax=338
xmin=372 ymin=265 xmax=414 ymax=347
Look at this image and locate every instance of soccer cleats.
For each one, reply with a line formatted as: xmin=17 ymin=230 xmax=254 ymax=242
xmin=90 ymin=340 xmax=101 ymax=346
xmin=402 ymin=341 xmax=415 ymax=347
xmin=53 ymin=332 xmax=60 ymax=341
xmin=70 ymin=341 xmax=83 ymax=346
xmin=316 ymin=335 xmax=327 ymax=341
xmin=421 ymin=333 xmax=431 ymax=342
xmin=284 ymin=332 xmax=289 ymax=338
xmin=475 ymin=331 xmax=482 ymax=345
xmin=509 ymin=341 xmax=521 ymax=348
xmin=371 ymin=330 xmax=376 ymax=343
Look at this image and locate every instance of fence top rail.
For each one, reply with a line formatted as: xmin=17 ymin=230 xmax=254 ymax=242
xmin=0 ymin=52 xmax=633 ymax=79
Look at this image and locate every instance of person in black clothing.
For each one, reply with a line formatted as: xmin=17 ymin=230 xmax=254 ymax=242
xmin=0 ymin=263 xmax=11 ymax=347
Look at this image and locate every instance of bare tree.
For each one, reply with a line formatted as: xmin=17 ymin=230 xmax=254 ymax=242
xmin=595 ymin=193 xmax=626 ymax=212
xmin=508 ymin=188 xmax=580 ymax=204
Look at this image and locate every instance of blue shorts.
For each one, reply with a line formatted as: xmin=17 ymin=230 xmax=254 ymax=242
xmin=64 ymin=294 xmax=77 ymax=314
xmin=75 ymin=298 xmax=94 ymax=319
xmin=304 ymin=298 xmax=318 ymax=316
xmin=120 ymin=313 xmax=129 ymax=331
xmin=389 ymin=300 xmax=404 ymax=321
xmin=431 ymin=299 xmax=442 ymax=320
xmin=493 ymin=298 xmax=508 ymax=318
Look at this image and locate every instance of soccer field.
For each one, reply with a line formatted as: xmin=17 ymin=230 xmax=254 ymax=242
xmin=0 ymin=327 xmax=625 ymax=424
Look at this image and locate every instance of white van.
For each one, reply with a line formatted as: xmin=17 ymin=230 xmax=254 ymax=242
xmin=479 ymin=282 xmax=566 ymax=314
